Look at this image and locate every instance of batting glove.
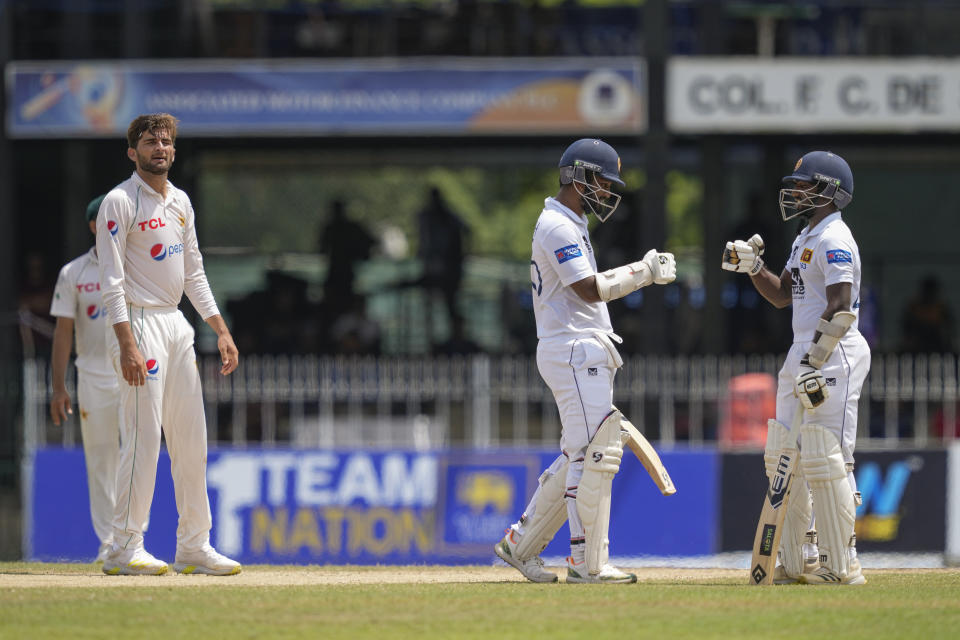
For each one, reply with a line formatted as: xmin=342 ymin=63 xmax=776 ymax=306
xmin=642 ymin=249 xmax=677 ymax=285
xmin=721 ymin=233 xmax=765 ymax=275
xmin=795 ymin=357 xmax=829 ymax=409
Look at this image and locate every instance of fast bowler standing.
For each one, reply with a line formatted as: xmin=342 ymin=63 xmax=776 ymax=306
xmin=96 ymin=113 xmax=241 ymax=576
xmin=495 ymin=139 xmax=676 ymax=583
xmin=722 ymin=151 xmax=869 ymax=585
xmin=49 ymin=194 xmax=121 ymax=563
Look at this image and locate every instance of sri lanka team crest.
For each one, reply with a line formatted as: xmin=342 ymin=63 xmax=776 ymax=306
xmin=86 ymin=305 xmax=101 ymax=319
xmin=150 ymin=243 xmax=167 ymax=261
xmin=107 ymin=220 xmax=118 ymax=236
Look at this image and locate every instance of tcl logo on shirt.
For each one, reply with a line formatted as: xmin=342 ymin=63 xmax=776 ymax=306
xmin=76 ymin=282 xmax=100 ymax=292
xmin=137 ymin=218 xmax=167 ymax=232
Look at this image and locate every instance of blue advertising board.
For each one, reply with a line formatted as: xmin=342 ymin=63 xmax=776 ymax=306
xmin=6 ymin=59 xmax=645 ymax=138
xmin=28 ymin=446 xmax=716 ymax=564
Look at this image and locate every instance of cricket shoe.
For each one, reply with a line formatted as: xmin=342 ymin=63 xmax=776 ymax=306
xmin=773 ymin=556 xmax=819 ymax=585
xmin=102 ymin=546 xmax=169 ymax=576
xmin=95 ymin=541 xmax=112 ymax=564
xmin=565 ymin=557 xmax=637 ymax=584
xmin=494 ymin=530 xmax=558 ymax=583
xmin=798 ymin=557 xmax=866 ymax=585
xmin=173 ymin=544 xmax=242 ymax=576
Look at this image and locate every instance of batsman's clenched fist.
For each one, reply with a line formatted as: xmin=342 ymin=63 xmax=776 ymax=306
xmin=642 ymin=249 xmax=677 ymax=285
xmin=795 ymin=360 xmax=829 ymax=409
xmin=721 ymin=233 xmax=765 ymax=275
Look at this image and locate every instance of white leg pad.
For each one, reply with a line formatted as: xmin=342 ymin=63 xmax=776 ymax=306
xmin=779 ymin=478 xmax=812 ymax=577
xmin=514 ymin=458 xmax=569 ymax=560
xmin=800 ymin=424 xmax=856 ymax=578
xmin=576 ymin=411 xmax=624 ymax=575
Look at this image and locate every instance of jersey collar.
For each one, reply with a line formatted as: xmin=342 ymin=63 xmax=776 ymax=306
xmin=131 ymin=171 xmax=175 ymax=202
xmin=545 ymin=197 xmax=588 ymax=229
xmin=801 ymin=211 xmax=842 ymax=239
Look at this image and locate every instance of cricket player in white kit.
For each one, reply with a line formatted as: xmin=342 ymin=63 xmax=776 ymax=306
xmin=49 ymin=194 xmax=120 ymax=563
xmin=96 ymin=113 xmax=241 ymax=576
xmin=495 ymin=139 xmax=676 ymax=583
xmin=722 ymin=150 xmax=869 ymax=585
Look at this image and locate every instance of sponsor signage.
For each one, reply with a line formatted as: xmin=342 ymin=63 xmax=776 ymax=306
xmin=668 ymin=58 xmax=960 ymax=132
xmin=720 ymin=449 xmax=947 ymax=552
xmin=6 ymin=59 xmax=645 ymax=138
xmin=28 ymin=446 xmax=716 ymax=563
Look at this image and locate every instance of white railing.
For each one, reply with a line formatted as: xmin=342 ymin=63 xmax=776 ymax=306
xmin=22 ymin=353 xmax=958 ymax=450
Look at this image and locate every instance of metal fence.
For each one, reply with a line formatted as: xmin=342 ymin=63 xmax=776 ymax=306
xmin=21 ymin=353 xmax=959 ymax=451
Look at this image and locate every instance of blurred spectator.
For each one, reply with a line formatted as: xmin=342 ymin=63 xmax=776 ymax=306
xmin=329 ymin=294 xmax=380 ymax=355
xmin=318 ymin=199 xmax=376 ymax=334
xmin=227 ymin=270 xmax=321 ymax=354
xmin=434 ymin=314 xmax=480 ymax=356
xmin=416 ymin=187 xmax=470 ymax=345
xmin=899 ymin=275 xmax=956 ymax=354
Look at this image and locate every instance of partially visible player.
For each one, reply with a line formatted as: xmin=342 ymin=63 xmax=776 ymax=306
xmin=49 ymin=194 xmax=119 ymax=563
xmin=722 ymin=150 xmax=869 ymax=585
xmin=495 ymin=138 xmax=676 ymax=583
xmin=96 ymin=113 xmax=241 ymax=576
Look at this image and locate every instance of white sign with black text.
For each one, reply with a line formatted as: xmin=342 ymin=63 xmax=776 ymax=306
xmin=668 ymin=58 xmax=960 ymax=132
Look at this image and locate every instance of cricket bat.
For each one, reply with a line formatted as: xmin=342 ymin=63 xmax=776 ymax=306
xmin=749 ymin=404 xmax=805 ymax=585
xmin=620 ymin=419 xmax=676 ymax=496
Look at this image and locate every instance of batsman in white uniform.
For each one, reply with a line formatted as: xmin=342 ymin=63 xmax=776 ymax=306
xmin=494 ymin=139 xmax=676 ymax=583
xmin=96 ymin=113 xmax=241 ymax=576
xmin=49 ymin=194 xmax=120 ymax=563
xmin=722 ymin=150 xmax=870 ymax=585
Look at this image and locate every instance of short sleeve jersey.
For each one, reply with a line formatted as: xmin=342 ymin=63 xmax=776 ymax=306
xmin=530 ymin=198 xmax=612 ymax=340
xmin=49 ymin=248 xmax=113 ymax=378
xmin=785 ymin=212 xmax=862 ymax=342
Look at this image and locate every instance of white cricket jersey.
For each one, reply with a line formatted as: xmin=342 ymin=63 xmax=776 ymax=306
xmin=96 ymin=171 xmax=219 ymax=326
xmin=49 ymin=247 xmax=113 ymax=378
xmin=530 ymin=197 xmax=613 ymax=340
xmin=785 ymin=212 xmax=862 ymax=342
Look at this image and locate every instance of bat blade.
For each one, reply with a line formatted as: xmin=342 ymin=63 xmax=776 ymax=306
xmin=748 ymin=405 xmax=804 ymax=585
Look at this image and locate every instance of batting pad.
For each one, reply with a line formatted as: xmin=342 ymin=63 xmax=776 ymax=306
xmin=800 ymin=423 xmax=856 ymax=578
xmin=577 ymin=412 xmax=624 ymax=574
xmin=764 ymin=417 xmax=809 ymax=576
xmin=515 ymin=457 xmax=569 ymax=560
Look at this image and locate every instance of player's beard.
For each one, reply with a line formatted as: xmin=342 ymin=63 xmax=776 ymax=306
xmin=136 ymin=149 xmax=174 ymax=176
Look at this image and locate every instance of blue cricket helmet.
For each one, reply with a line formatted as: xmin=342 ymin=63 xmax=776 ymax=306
xmin=779 ymin=151 xmax=853 ymax=221
xmin=558 ymin=138 xmax=624 ymax=222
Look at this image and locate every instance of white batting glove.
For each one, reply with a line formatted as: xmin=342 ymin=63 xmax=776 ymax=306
xmin=642 ymin=249 xmax=677 ymax=285
xmin=795 ymin=358 xmax=829 ymax=409
xmin=721 ymin=233 xmax=765 ymax=275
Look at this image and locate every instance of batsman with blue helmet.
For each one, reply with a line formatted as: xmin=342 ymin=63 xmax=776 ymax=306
xmin=722 ymin=150 xmax=870 ymax=586
xmin=494 ymin=139 xmax=676 ymax=584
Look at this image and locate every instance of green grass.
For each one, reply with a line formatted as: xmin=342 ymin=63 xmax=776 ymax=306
xmin=0 ymin=564 xmax=958 ymax=639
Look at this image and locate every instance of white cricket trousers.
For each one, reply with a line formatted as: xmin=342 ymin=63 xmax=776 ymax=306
xmin=76 ymin=370 xmax=120 ymax=547
xmin=776 ymin=333 xmax=871 ymax=463
xmin=107 ymin=305 xmax=212 ymax=553
xmin=535 ymin=335 xmax=618 ymax=546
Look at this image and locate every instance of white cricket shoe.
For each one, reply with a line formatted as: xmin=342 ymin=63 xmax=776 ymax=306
xmin=494 ymin=530 xmax=558 ymax=583
xmin=798 ymin=557 xmax=866 ymax=585
xmin=95 ymin=542 xmax=112 ymax=564
xmin=102 ymin=546 xmax=169 ymax=576
xmin=773 ymin=556 xmax=819 ymax=585
xmin=565 ymin=556 xmax=637 ymax=584
xmin=173 ymin=543 xmax=242 ymax=576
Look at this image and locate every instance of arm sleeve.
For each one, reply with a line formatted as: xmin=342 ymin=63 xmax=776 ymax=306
xmin=820 ymin=237 xmax=856 ymax=287
xmin=539 ymin=222 xmax=594 ymax=287
xmin=49 ymin=264 xmax=76 ymax=319
xmin=96 ymin=191 xmax=132 ymax=326
xmin=182 ymin=201 xmax=220 ymax=320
